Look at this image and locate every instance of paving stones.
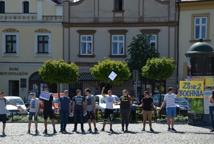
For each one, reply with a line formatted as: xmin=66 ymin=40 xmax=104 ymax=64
xmin=0 ymin=123 xmax=213 ymax=144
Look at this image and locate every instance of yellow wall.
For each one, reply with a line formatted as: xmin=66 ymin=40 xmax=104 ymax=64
xmin=179 ymin=2 xmax=214 ymax=80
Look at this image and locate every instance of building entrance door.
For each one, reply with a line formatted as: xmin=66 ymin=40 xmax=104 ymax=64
xmin=9 ymin=80 xmax=19 ymax=96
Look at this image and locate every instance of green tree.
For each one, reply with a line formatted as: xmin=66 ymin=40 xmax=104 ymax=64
xmin=142 ymin=57 xmax=176 ymax=81
xmin=39 ymin=60 xmax=79 ymax=94
xmin=127 ymin=33 xmax=159 ymax=71
xmin=90 ymin=59 xmax=131 ymax=85
xmin=142 ymin=57 xmax=176 ymax=109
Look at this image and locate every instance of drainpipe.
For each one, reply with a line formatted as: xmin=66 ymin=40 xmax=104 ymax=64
xmin=176 ymin=1 xmax=180 ymax=84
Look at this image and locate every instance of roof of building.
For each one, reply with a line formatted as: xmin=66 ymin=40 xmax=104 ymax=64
xmin=179 ymin=0 xmax=212 ymax=2
xmin=52 ymin=0 xmax=63 ymax=4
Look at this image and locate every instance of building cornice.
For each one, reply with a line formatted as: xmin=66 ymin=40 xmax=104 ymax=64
xmin=63 ymin=21 xmax=178 ymax=28
xmin=179 ymin=1 xmax=214 ymax=10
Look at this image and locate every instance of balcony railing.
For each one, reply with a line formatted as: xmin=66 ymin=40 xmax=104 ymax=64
xmin=67 ymin=16 xmax=171 ymax=23
xmin=0 ymin=13 xmax=62 ymax=22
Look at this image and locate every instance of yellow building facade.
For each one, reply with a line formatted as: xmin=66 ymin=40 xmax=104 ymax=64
xmin=178 ymin=0 xmax=214 ymax=82
xmin=0 ymin=0 xmax=63 ymax=100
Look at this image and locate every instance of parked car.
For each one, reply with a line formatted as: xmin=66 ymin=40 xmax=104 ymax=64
xmin=95 ymin=94 xmax=120 ymax=113
xmin=5 ymin=96 xmax=27 ymax=116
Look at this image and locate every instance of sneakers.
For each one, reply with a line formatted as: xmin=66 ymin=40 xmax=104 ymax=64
xmin=122 ymin=127 xmax=125 ymax=132
xmin=168 ymin=127 xmax=171 ymax=131
xmin=171 ymin=128 xmax=177 ymax=132
xmin=124 ymin=129 xmax=128 ymax=133
xmin=27 ymin=129 xmax=30 ymax=134
xmin=2 ymin=132 xmax=6 ymax=136
xmin=88 ymin=128 xmax=92 ymax=133
xmin=150 ymin=128 xmax=154 ymax=133
xmin=72 ymin=129 xmax=77 ymax=132
xmin=43 ymin=129 xmax=48 ymax=135
xmin=53 ymin=129 xmax=57 ymax=134
xmin=82 ymin=129 xmax=85 ymax=134
xmin=101 ymin=128 xmax=105 ymax=131
xmin=110 ymin=129 xmax=114 ymax=133
xmin=94 ymin=128 xmax=98 ymax=133
xmin=35 ymin=129 xmax=39 ymax=135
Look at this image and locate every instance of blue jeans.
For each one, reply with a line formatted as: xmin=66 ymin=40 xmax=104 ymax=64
xmin=60 ymin=111 xmax=69 ymax=131
xmin=209 ymin=106 xmax=214 ymax=129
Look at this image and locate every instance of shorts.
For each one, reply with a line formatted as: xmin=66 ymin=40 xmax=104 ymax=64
xmin=166 ymin=107 xmax=176 ymax=117
xmin=87 ymin=111 xmax=96 ymax=120
xmin=74 ymin=111 xmax=84 ymax=123
xmin=104 ymin=109 xmax=114 ymax=122
xmin=29 ymin=112 xmax=38 ymax=121
xmin=0 ymin=114 xmax=8 ymax=123
xmin=143 ymin=111 xmax=152 ymax=121
xmin=120 ymin=109 xmax=130 ymax=121
xmin=43 ymin=110 xmax=55 ymax=120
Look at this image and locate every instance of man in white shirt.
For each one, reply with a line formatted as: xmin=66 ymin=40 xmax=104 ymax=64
xmin=101 ymin=87 xmax=115 ymax=133
xmin=160 ymin=87 xmax=177 ymax=132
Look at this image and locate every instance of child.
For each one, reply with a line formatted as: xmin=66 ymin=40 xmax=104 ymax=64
xmin=0 ymin=91 xmax=7 ymax=136
xmin=28 ymin=92 xmax=40 ymax=135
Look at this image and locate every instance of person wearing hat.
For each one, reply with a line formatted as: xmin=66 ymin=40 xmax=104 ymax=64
xmin=0 ymin=91 xmax=7 ymax=136
xmin=27 ymin=92 xmax=40 ymax=135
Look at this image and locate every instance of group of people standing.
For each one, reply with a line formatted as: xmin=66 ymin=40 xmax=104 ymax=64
xmin=0 ymin=86 xmax=214 ymax=137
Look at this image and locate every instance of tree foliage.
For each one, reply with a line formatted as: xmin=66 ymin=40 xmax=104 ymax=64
xmin=127 ymin=33 xmax=159 ymax=70
xmin=39 ymin=60 xmax=79 ymax=84
xmin=142 ymin=57 xmax=176 ymax=81
xmin=90 ymin=59 xmax=131 ymax=84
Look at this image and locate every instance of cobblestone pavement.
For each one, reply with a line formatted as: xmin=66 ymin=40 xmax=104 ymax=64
xmin=0 ymin=123 xmax=213 ymax=144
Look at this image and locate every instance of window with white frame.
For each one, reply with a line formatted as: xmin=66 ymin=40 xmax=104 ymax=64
xmin=111 ymin=35 xmax=125 ymax=55
xmin=149 ymin=34 xmax=158 ymax=51
xmin=194 ymin=16 xmax=208 ymax=40
xmin=35 ymin=33 xmax=51 ymax=54
xmin=3 ymin=33 xmax=19 ymax=54
xmin=80 ymin=35 xmax=93 ymax=55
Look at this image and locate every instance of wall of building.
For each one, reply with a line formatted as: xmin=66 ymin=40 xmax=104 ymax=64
xmin=178 ymin=2 xmax=214 ymax=80
xmin=0 ymin=0 xmax=63 ymax=98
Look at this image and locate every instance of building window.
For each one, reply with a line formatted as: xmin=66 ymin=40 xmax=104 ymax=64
xmin=23 ymin=1 xmax=29 ymax=13
xmin=0 ymin=1 xmax=5 ymax=13
xmin=111 ymin=35 xmax=125 ymax=55
xmin=35 ymin=34 xmax=50 ymax=54
xmin=194 ymin=16 xmax=208 ymax=40
xmin=80 ymin=35 xmax=93 ymax=55
xmin=114 ymin=0 xmax=123 ymax=11
xmin=5 ymin=35 xmax=17 ymax=54
xmin=148 ymin=34 xmax=158 ymax=52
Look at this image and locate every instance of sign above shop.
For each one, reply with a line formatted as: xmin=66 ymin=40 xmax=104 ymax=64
xmin=0 ymin=67 xmax=28 ymax=76
xmin=178 ymin=81 xmax=204 ymax=98
xmin=0 ymin=72 xmax=28 ymax=76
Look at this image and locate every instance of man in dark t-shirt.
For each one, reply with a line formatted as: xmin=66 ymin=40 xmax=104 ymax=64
xmin=72 ymin=89 xmax=86 ymax=133
xmin=141 ymin=91 xmax=155 ymax=132
xmin=59 ymin=90 xmax=71 ymax=133
xmin=41 ymin=89 xmax=56 ymax=135
xmin=120 ymin=89 xmax=132 ymax=132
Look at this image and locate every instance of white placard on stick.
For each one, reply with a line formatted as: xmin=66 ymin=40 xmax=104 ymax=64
xmin=108 ymin=71 xmax=117 ymax=81
xmin=39 ymin=91 xmax=51 ymax=101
